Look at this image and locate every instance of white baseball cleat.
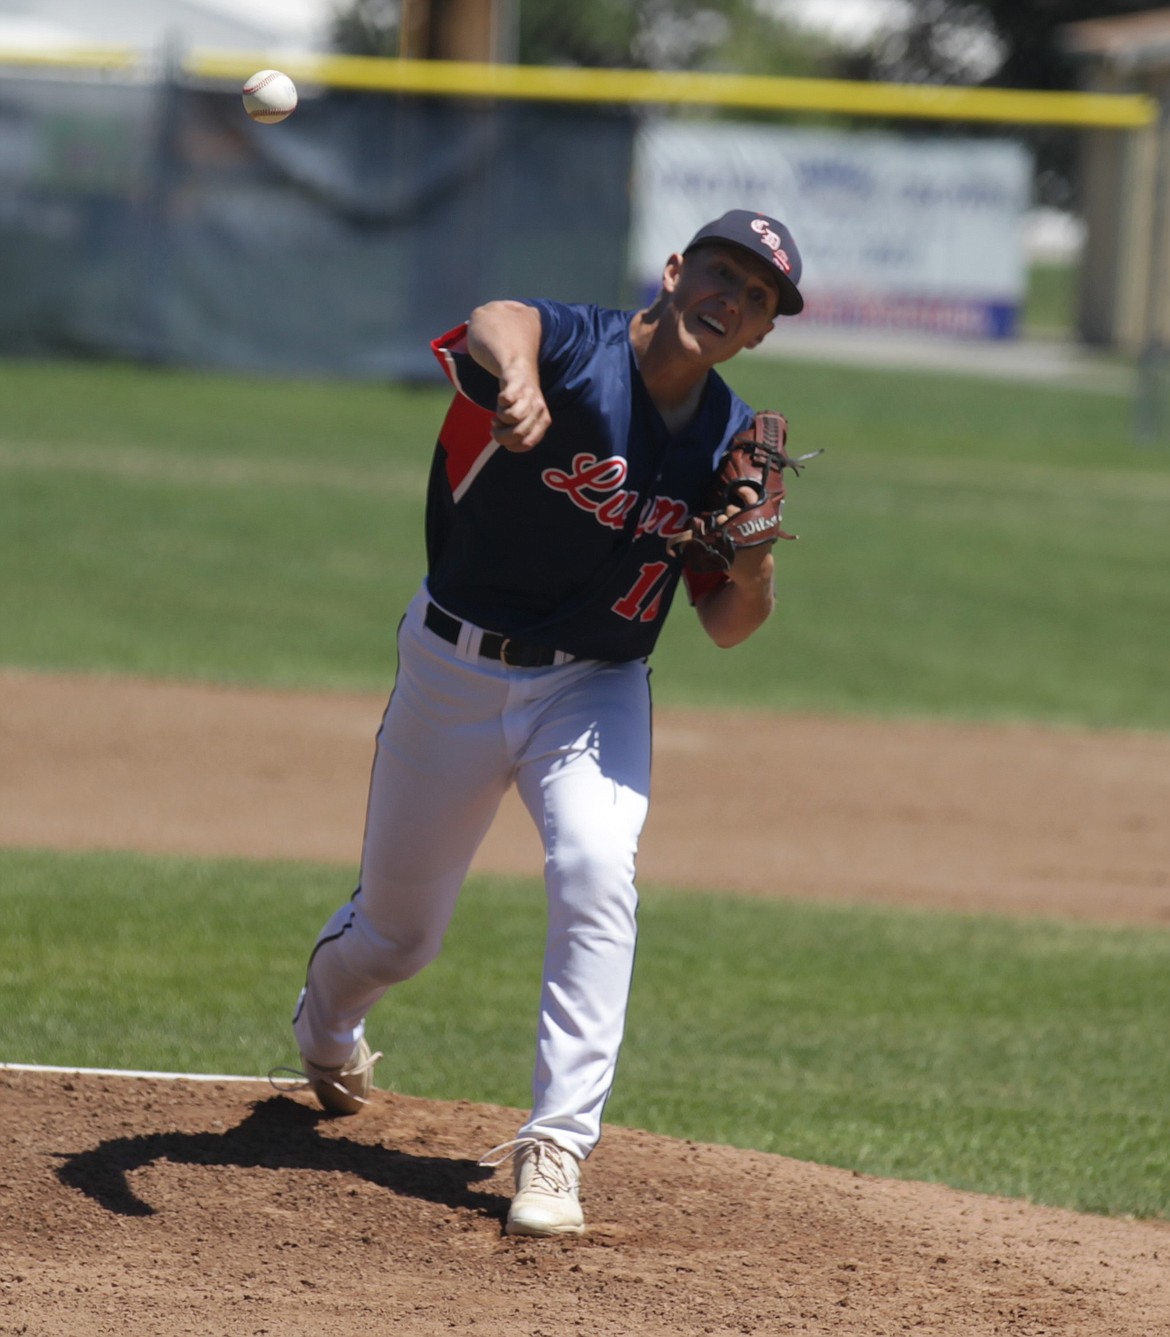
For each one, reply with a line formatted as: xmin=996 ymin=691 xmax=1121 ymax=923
xmin=298 ymin=1037 xmax=382 ymax=1116
xmin=479 ymin=1136 xmax=585 ymax=1237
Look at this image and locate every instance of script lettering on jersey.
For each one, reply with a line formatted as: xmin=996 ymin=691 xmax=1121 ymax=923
xmin=542 ymin=453 xmax=690 ymax=539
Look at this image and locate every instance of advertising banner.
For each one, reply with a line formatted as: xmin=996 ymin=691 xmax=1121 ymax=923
xmin=631 ymin=121 xmax=1032 ymax=339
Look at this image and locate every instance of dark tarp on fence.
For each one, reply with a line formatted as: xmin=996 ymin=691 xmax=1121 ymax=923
xmin=0 ymin=72 xmax=637 ymax=380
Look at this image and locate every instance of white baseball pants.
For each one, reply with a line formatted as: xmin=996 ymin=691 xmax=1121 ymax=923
xmin=293 ymin=585 xmax=652 ymax=1160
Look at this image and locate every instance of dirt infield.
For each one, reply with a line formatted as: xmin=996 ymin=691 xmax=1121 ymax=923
xmin=3 ymin=668 xmax=1170 ymax=1335
xmin=4 ymin=668 xmax=1169 ymax=922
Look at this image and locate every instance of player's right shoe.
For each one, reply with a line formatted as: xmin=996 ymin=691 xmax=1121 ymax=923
xmin=298 ymin=1037 xmax=382 ymax=1115
xmin=479 ymin=1136 xmax=585 ymax=1237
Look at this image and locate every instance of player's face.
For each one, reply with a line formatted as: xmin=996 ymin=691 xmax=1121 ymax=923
xmin=666 ymin=246 xmax=779 ymax=361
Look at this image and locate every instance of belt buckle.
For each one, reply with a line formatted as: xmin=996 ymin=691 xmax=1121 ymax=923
xmin=498 ymin=636 xmax=518 ymax=668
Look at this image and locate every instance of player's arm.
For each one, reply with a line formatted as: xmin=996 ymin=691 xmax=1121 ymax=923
xmin=692 ymin=545 xmax=776 ymax=647
xmin=466 ymin=300 xmax=551 ymax=452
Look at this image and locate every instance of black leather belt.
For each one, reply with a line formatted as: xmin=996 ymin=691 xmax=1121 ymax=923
xmin=424 ymin=602 xmax=565 ymax=668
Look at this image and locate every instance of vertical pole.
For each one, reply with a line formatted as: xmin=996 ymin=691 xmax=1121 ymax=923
xmin=401 ymin=0 xmax=507 ymax=61
xmin=1134 ymin=87 xmax=1169 ymax=444
xmin=141 ymin=33 xmax=184 ymax=364
xmin=399 ymin=0 xmax=432 ymax=58
xmin=434 ymin=0 xmax=505 ymax=62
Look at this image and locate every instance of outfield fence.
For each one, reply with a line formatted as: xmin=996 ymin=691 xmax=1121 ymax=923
xmin=0 ymin=46 xmax=1159 ymax=389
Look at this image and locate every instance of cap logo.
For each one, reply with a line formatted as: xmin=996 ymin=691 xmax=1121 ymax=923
xmin=750 ymin=217 xmax=793 ymax=274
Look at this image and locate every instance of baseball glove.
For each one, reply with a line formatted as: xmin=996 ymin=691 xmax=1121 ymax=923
xmin=672 ymin=411 xmax=821 ymax=574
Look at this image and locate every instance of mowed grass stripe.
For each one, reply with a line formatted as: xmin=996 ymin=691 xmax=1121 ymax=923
xmin=0 ymin=439 xmax=428 ymax=497
xmin=1 ymin=356 xmax=1168 ymax=722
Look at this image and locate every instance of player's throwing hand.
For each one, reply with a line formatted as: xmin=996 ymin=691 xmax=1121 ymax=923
xmin=465 ymin=301 xmax=552 ymax=452
xmin=492 ymin=368 xmax=551 ymax=452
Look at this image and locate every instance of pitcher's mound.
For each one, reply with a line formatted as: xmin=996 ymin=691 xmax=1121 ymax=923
xmin=4 ymin=1068 xmax=1167 ymax=1336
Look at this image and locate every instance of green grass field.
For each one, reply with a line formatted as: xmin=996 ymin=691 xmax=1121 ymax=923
xmin=3 ymin=349 xmax=1169 ymax=1220
xmin=1 ymin=353 xmax=1167 ymax=725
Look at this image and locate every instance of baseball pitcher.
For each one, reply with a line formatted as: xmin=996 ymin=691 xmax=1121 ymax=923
xmin=286 ymin=209 xmax=812 ymax=1237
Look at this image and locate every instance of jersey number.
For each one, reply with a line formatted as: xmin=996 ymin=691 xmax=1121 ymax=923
xmin=612 ymin=561 xmax=670 ymax=623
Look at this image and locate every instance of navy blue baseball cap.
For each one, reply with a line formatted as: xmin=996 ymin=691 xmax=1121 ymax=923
xmin=683 ymin=209 xmax=804 ymax=316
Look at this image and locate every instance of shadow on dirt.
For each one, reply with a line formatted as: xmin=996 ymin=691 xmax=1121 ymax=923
xmin=53 ymin=1095 xmax=505 ymax=1221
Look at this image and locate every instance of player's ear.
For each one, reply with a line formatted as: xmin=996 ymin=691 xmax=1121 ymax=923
xmin=748 ymin=321 xmax=776 ymax=349
xmin=662 ymin=252 xmax=686 ymax=292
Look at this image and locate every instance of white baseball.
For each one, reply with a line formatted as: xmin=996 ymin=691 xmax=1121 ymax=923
xmin=242 ymin=69 xmax=298 ymax=125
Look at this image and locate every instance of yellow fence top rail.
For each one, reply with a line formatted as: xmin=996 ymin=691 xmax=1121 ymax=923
xmin=0 ymin=46 xmax=140 ymax=72
xmin=0 ymin=45 xmax=1157 ymax=129
xmin=188 ymin=53 xmax=1160 ymax=128
xmin=187 ymin=52 xmax=1155 ymax=127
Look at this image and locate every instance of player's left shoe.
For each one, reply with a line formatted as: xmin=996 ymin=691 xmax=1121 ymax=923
xmin=270 ymin=1037 xmax=383 ymax=1115
xmin=479 ymin=1136 xmax=585 ymax=1236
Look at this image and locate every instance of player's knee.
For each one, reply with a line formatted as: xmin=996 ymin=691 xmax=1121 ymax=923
xmin=341 ymin=906 xmax=444 ymax=985
xmin=549 ymin=836 xmax=636 ymax=888
xmin=383 ymin=931 xmax=443 ymax=982
xmin=545 ymin=847 xmax=639 ymax=937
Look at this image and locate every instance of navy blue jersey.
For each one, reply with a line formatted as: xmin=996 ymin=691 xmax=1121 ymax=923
xmin=426 ymin=300 xmax=756 ymax=662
